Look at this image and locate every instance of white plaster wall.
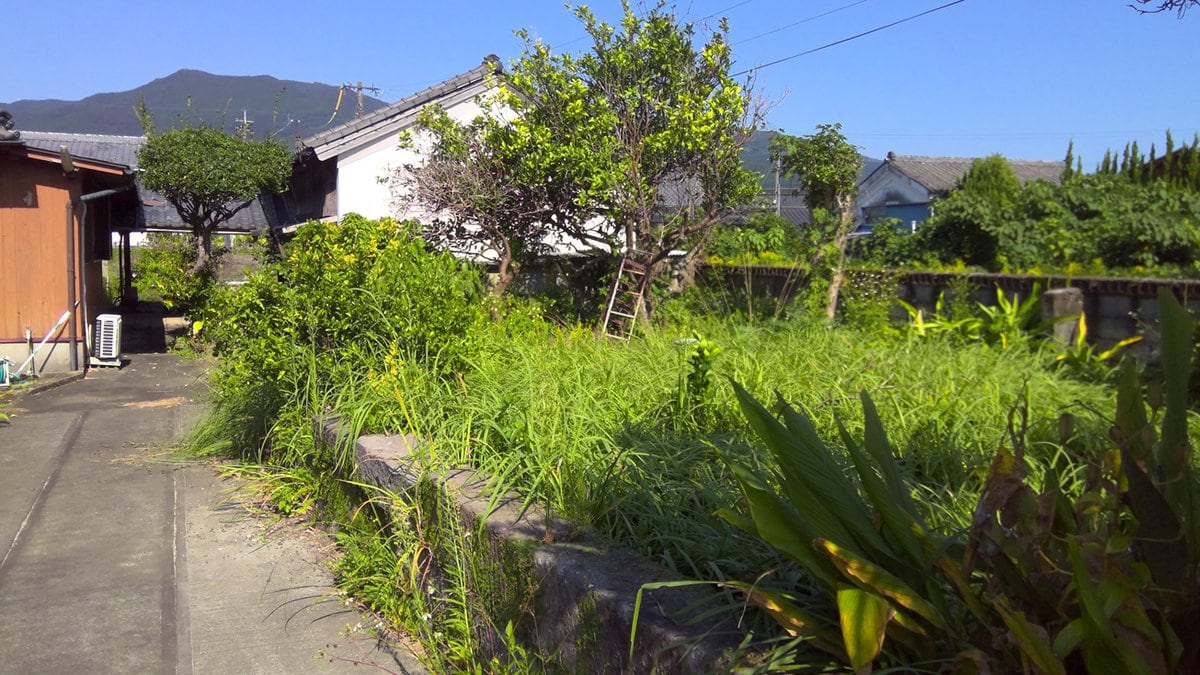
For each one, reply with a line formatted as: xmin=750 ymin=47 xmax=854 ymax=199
xmin=335 ymin=97 xmax=493 ymax=222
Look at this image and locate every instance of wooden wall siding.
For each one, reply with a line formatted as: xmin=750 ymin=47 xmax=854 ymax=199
xmin=0 ymin=154 xmax=84 ymax=342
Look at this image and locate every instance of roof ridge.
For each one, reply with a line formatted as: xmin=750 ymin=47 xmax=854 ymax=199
xmin=302 ymin=55 xmax=503 ymax=149
xmin=18 ymin=130 xmax=147 ymax=141
xmin=890 ymin=154 xmax=1063 ymax=164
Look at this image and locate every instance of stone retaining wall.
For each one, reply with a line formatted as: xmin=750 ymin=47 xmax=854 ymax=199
xmin=315 ymin=418 xmax=745 ymax=673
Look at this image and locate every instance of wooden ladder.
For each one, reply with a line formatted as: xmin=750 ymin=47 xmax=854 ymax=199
xmin=601 ymin=253 xmax=649 ymax=340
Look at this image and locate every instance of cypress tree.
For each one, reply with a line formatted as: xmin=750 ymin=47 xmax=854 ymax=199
xmin=1149 ymin=143 xmax=1157 ymax=182
xmin=1062 ymin=140 xmax=1076 ymax=182
xmin=1166 ymin=130 xmax=1178 ymax=185
xmin=1130 ymin=140 xmax=1141 ymax=182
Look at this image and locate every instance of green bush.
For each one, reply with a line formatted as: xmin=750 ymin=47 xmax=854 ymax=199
xmin=707 ymin=212 xmax=807 ymax=266
xmin=133 ymin=232 xmax=222 ymax=314
xmin=199 ymin=214 xmax=486 ymax=461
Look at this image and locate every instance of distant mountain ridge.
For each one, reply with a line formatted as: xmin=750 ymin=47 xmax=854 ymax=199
xmin=1 ymin=69 xmax=388 ymax=140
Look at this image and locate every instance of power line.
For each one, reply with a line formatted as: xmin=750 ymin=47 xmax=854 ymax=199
xmin=696 ymin=0 xmax=759 ymax=24
xmin=734 ymin=0 xmax=970 ymax=77
xmin=734 ymin=0 xmax=875 ymax=46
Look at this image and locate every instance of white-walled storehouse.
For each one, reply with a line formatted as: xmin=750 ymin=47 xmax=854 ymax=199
xmin=289 ymin=56 xmax=503 ymax=225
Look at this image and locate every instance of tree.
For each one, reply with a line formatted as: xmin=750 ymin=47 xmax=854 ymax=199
xmin=1131 ymin=0 xmax=1198 ymax=15
xmin=770 ymin=123 xmax=862 ymax=321
xmin=137 ymin=118 xmax=292 ymax=275
xmin=912 ymin=155 xmax=1021 ymax=269
xmin=494 ymin=0 xmax=762 ymax=296
xmin=398 ymin=103 xmax=597 ymax=300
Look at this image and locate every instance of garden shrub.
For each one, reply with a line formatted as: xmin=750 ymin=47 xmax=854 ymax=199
xmin=133 ymin=232 xmax=222 ymax=314
xmin=201 ymin=214 xmax=486 ymax=461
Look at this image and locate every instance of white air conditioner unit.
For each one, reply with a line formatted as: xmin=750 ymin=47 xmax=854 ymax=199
xmin=90 ymin=314 xmax=122 ymax=367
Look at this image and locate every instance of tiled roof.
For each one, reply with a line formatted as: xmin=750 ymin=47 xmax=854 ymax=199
xmin=884 ymin=155 xmax=1065 ymax=194
xmin=302 ymin=55 xmax=503 ymax=160
xmin=18 ymin=130 xmax=280 ymax=233
xmin=17 ymin=130 xmax=145 ymax=169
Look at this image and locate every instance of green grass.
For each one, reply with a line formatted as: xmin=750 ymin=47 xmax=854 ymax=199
xmin=328 ymin=314 xmax=1114 ymax=585
xmin=184 ymin=263 xmax=1120 ymax=669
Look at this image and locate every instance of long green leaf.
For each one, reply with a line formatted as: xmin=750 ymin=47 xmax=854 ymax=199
xmin=730 ymin=382 xmax=871 ymax=556
xmin=1120 ymin=448 xmax=1188 ymax=590
xmin=818 ymin=538 xmax=943 ymax=628
xmin=837 ymin=586 xmax=893 ymax=672
xmin=1114 ymin=360 xmax=1152 ymax=464
xmin=859 ymin=391 xmax=919 ymax=519
xmin=1155 ymin=287 xmax=1198 ymax=559
xmin=993 ymin=597 xmax=1066 ymax=675
xmin=725 ymin=462 xmax=842 ymax=588
xmin=720 ymin=580 xmax=846 ymax=658
xmin=835 ymin=418 xmax=926 ymax=569
xmin=775 ymin=396 xmax=894 ymax=559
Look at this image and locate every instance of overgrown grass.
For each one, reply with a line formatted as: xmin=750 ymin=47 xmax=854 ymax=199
xmin=325 ymin=314 xmax=1113 ymax=587
xmin=183 ymin=218 xmax=1124 ymax=669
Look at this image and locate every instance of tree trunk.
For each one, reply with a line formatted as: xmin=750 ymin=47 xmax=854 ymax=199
xmin=488 ymin=254 xmax=517 ymax=320
xmin=189 ymin=230 xmax=212 ymax=277
xmin=823 ymin=199 xmax=855 ymax=324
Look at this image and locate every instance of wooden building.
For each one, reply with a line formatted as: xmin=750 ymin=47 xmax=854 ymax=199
xmin=1 ymin=126 xmax=283 ymax=375
xmin=0 ymin=137 xmax=135 ymax=374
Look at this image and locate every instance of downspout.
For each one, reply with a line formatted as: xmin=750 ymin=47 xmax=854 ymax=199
xmin=65 ymin=201 xmax=78 ymax=370
xmin=71 ymin=184 xmax=135 ymax=370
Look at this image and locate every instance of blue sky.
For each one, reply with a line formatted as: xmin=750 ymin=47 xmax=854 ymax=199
xmin=3 ymin=1 xmax=1196 ymax=165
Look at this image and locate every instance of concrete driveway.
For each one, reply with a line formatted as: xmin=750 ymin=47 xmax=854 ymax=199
xmin=0 ymin=353 xmax=423 ymax=674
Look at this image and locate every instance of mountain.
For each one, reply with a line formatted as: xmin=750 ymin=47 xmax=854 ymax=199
xmin=1 ymin=69 xmax=388 ymax=140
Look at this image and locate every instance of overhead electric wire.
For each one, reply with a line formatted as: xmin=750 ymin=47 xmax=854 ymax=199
xmin=734 ymin=0 xmax=969 ymax=76
xmin=734 ymin=0 xmax=875 ymax=46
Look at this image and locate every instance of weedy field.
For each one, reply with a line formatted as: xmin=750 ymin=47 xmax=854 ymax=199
xmin=184 ymin=217 xmax=1197 ymax=673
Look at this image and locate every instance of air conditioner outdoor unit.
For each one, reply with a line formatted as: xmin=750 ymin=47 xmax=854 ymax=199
xmin=90 ymin=314 xmax=122 ymax=367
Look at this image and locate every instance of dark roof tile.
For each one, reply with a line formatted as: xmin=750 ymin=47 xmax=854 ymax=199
xmin=302 ymin=55 xmax=503 ymax=155
xmin=885 ymin=155 xmax=1065 ymax=194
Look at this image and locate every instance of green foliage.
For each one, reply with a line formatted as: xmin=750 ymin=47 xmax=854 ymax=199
xmin=770 ymin=124 xmax=864 ymax=320
xmin=401 ymin=104 xmax=591 ymax=298
xmin=903 ymin=135 xmax=1200 ymax=276
xmin=913 ymin=155 xmax=1021 ymax=267
xmin=707 ymin=212 xmax=805 ymax=266
xmin=137 ymin=121 xmax=292 ymax=272
xmin=132 ymin=232 xmax=222 ymax=314
xmin=770 ymin=123 xmax=862 ymax=213
xmin=722 ymin=292 xmax=1199 ymax=672
xmin=499 ymin=0 xmax=760 ymax=290
xmin=900 ymin=283 xmax=1048 ymax=351
xmin=200 ymin=214 xmax=486 ymax=461
xmin=1054 ymin=313 xmax=1143 ymax=382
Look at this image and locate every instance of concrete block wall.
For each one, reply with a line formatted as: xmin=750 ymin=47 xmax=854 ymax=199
xmin=314 ymin=418 xmax=745 ymax=673
xmin=889 ymin=271 xmax=1200 ymax=359
xmin=702 ymin=265 xmax=1200 ymax=360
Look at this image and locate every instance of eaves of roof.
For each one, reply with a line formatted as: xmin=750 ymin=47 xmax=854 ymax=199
xmin=2 ymin=142 xmax=131 ymax=175
xmin=301 ymin=55 xmax=504 ymax=162
xmin=16 ymin=131 xmax=146 ymax=170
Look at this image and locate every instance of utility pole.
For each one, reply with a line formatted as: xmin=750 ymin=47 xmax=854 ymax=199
xmin=342 ymin=81 xmax=382 ymax=118
xmin=236 ymin=109 xmax=254 ymax=138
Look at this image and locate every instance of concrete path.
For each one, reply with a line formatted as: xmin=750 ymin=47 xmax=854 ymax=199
xmin=0 ymin=353 xmax=424 ymax=674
